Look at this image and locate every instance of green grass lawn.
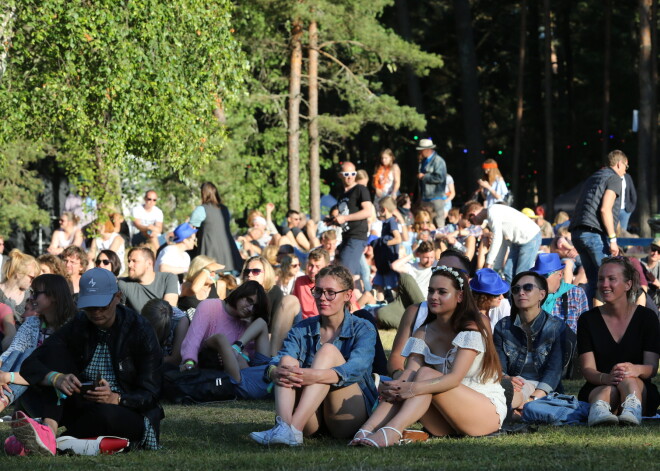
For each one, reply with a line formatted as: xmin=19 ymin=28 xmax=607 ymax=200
xmin=2 ymin=330 xmax=659 ymax=469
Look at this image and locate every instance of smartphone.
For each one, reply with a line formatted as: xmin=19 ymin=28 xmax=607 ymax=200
xmin=79 ymin=382 xmax=95 ymax=395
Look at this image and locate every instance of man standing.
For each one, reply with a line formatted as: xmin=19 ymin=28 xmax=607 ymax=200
xmin=463 ymin=200 xmax=542 ymax=283
xmin=531 ymin=253 xmax=588 ymax=333
xmin=416 ymin=138 xmax=447 ymax=228
xmin=131 ymin=190 xmax=164 ymax=253
xmin=16 ymin=268 xmax=163 ymax=454
xmin=333 ymin=162 xmax=373 ymax=277
xmin=569 ymin=150 xmax=628 ymax=302
xmin=118 ymin=247 xmax=179 ymax=313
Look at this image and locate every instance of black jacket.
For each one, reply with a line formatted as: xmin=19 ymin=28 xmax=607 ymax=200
xmin=21 ymin=304 xmax=164 ymax=433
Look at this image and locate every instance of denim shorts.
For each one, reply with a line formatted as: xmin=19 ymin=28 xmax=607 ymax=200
xmin=230 ymin=354 xmax=274 ymax=400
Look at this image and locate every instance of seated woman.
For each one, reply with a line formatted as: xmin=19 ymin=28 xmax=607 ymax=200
xmin=178 ymin=255 xmax=228 ymax=314
xmin=352 ymin=266 xmax=505 ymax=447
xmin=493 ymin=271 xmax=565 ymax=413
xmin=179 ymin=281 xmax=271 ymax=378
xmin=88 ymin=219 xmax=125 ymax=276
xmin=578 ymin=256 xmax=660 ymax=426
xmin=141 ymin=299 xmax=187 ymax=367
xmin=0 ymin=274 xmax=76 ymax=413
xmin=46 ymin=212 xmax=83 ymax=256
xmin=250 ymin=265 xmax=377 ymax=446
xmin=276 ymin=255 xmax=301 ymax=296
xmin=469 ymin=268 xmax=511 ymax=330
xmin=94 ymin=249 xmax=123 ymax=277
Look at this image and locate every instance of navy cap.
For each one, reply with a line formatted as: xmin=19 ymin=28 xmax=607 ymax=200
xmin=77 ymin=268 xmax=119 ymax=309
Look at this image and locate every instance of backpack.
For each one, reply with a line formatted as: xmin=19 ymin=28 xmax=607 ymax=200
xmin=162 ymin=367 xmax=236 ymax=405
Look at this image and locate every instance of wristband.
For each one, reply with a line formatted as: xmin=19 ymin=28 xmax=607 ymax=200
xmin=266 ymin=365 xmax=277 ymax=382
xmin=608 ymin=233 xmax=616 ymax=239
xmin=9 ymin=372 xmax=15 ymax=383
xmin=184 ymin=360 xmax=195 ymax=366
xmin=609 ymin=237 xmax=617 ymax=243
xmin=47 ymin=371 xmax=59 ymax=384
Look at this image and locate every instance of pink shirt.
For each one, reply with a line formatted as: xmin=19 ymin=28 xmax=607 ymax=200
xmin=180 ymin=299 xmax=253 ymax=363
xmin=0 ymin=303 xmax=12 ymax=334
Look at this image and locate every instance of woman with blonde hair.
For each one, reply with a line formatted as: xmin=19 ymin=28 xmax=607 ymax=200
xmin=476 ymin=159 xmax=509 ymax=208
xmin=0 ymin=250 xmax=40 ymax=349
xmin=47 ymin=212 xmax=83 ymax=255
xmin=178 ymin=255 xmax=227 ymax=313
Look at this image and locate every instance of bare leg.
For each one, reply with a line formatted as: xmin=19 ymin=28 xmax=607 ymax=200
xmin=616 ymin=377 xmax=646 ymax=413
xmin=43 ymin=418 xmax=58 ymax=436
xmin=203 ymin=333 xmax=247 ymax=381
xmin=588 ymin=385 xmax=621 ymax=410
xmin=356 ymin=370 xmax=417 ymax=435
xmin=269 ymin=295 xmax=301 ymax=356
xmin=237 ymin=318 xmax=270 ymax=356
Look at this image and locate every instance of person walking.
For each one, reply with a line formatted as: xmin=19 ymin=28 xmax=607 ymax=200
xmin=416 ymin=139 xmax=447 ymax=228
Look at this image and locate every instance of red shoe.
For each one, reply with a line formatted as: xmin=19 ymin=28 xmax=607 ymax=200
xmin=56 ymin=436 xmax=130 ymax=455
xmin=11 ymin=411 xmax=56 ymax=456
xmin=4 ymin=435 xmax=26 ymax=456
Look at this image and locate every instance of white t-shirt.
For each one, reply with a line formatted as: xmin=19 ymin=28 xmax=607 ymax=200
xmin=488 ymin=298 xmax=511 ymax=331
xmin=405 ymin=262 xmax=433 ymax=296
xmin=155 ymin=245 xmax=190 ymax=273
xmin=485 ymin=205 xmax=541 ymax=266
xmin=132 ymin=204 xmax=164 ymax=227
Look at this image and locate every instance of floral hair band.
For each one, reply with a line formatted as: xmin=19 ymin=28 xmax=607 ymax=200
xmin=432 ymin=265 xmax=465 ymax=289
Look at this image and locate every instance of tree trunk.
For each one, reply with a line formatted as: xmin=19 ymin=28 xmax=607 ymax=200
xmin=308 ymin=19 xmax=320 ymax=221
xmin=287 ymin=19 xmax=303 ymax=212
xmin=638 ymin=0 xmax=653 ymax=236
xmin=0 ymin=3 xmax=16 ymax=83
xmin=650 ymin=0 xmax=658 ymax=216
xmin=512 ymin=0 xmax=528 ymax=205
xmin=543 ymin=0 xmax=554 ymax=216
xmin=395 ymin=0 xmax=424 ymax=114
xmin=601 ymin=0 xmax=612 ymax=160
xmin=453 ymin=0 xmax=484 ymax=192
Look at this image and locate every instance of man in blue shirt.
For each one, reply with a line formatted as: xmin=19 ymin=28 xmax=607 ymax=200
xmin=416 ymin=138 xmax=447 ymax=228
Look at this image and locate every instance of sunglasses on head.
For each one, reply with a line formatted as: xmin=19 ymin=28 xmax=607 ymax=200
xmin=340 ymin=171 xmax=357 ymax=177
xmin=243 ymin=268 xmax=263 ymax=277
xmin=96 ymin=259 xmax=112 ymax=267
xmin=511 ymin=283 xmax=538 ymax=295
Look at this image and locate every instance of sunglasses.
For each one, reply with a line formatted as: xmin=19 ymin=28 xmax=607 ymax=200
xmin=30 ymin=290 xmax=47 ymax=299
xmin=96 ymin=259 xmax=112 ymax=267
xmin=243 ymin=268 xmax=263 ymax=277
xmin=340 ymin=172 xmax=357 ymax=177
xmin=651 ymin=246 xmax=660 ymax=253
xmin=146 ymin=198 xmax=157 ymax=202
xmin=310 ymin=287 xmax=350 ymax=300
xmin=511 ymin=283 xmax=538 ymax=295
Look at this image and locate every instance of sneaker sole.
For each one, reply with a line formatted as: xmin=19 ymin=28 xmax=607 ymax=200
xmin=618 ymin=415 xmax=640 ymax=426
xmin=12 ymin=423 xmax=55 ymax=456
xmin=588 ymin=416 xmax=619 ymax=427
xmin=249 ymin=432 xmax=270 ymax=445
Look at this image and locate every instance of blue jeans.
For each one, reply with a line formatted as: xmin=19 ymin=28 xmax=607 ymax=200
xmin=619 ymin=209 xmax=632 ymax=232
xmin=359 ymin=254 xmax=372 ymax=292
xmin=336 ymin=238 xmax=368 ymax=277
xmin=572 ymin=229 xmax=610 ymax=303
xmin=504 ymin=232 xmax=542 ymax=283
xmin=1 ymin=349 xmax=34 ymax=404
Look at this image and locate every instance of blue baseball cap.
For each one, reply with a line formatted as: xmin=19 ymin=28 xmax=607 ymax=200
xmin=469 ymin=268 xmax=510 ymax=295
xmin=77 ymin=268 xmax=119 ymax=309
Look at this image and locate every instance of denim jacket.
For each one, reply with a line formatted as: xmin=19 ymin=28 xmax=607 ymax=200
xmin=493 ymin=310 xmax=565 ymax=394
xmin=269 ymin=310 xmax=378 ymax=407
xmin=419 ymin=152 xmax=447 ymax=201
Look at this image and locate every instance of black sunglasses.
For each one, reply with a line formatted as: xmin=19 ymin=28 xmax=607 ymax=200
xmin=511 ymin=283 xmax=538 ymax=295
xmin=96 ymin=259 xmax=112 ymax=267
xmin=651 ymin=246 xmax=660 ymax=253
xmin=243 ymin=268 xmax=263 ymax=277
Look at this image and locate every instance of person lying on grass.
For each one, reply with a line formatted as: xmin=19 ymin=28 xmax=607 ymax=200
xmin=179 ymin=280 xmax=271 ymax=380
xmin=351 ymin=266 xmax=506 ymax=447
xmin=250 ymin=265 xmax=378 ymax=446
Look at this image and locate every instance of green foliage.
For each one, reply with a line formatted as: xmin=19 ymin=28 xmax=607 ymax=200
xmin=0 ymin=0 xmax=248 ymax=212
xmin=0 ymin=141 xmax=50 ymax=235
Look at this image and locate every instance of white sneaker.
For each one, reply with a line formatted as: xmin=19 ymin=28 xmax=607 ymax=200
xmin=249 ymin=417 xmax=280 ymax=445
xmin=618 ymin=394 xmax=642 ymax=426
xmin=56 ymin=436 xmax=129 ymax=455
xmin=588 ymin=400 xmax=618 ymax=426
xmin=268 ymin=418 xmax=303 ymax=446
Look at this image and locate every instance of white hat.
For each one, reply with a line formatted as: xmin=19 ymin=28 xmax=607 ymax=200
xmin=416 ymin=138 xmax=436 ymax=150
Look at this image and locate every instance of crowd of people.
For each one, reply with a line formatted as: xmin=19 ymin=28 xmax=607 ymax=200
xmin=0 ymin=143 xmax=657 ymax=455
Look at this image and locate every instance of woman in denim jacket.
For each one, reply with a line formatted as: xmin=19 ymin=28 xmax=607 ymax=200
xmin=493 ymin=271 xmax=565 ymax=414
xmin=250 ymin=265 xmax=377 ymax=447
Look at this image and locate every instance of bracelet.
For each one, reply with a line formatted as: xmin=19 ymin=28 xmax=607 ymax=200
xmin=609 ymin=237 xmax=617 ymax=243
xmin=184 ymin=360 xmax=195 ymax=366
xmin=266 ymin=365 xmax=277 ymax=382
xmin=46 ymin=371 xmax=59 ymax=384
xmin=9 ymin=372 xmax=14 ymax=384
xmin=52 ymin=373 xmax=63 ymax=386
xmin=608 ymin=233 xmax=617 ymax=239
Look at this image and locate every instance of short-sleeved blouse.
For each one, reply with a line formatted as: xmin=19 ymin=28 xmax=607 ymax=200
xmin=402 ymin=330 xmax=507 ymax=425
xmin=577 ymin=306 xmax=660 ymax=414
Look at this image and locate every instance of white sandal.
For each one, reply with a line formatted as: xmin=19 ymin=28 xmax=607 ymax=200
xmin=348 ymin=429 xmax=371 ymax=446
xmin=361 ymin=426 xmax=403 ymax=448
